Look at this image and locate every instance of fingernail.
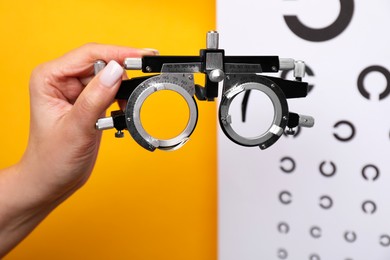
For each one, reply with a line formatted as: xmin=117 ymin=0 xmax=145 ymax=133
xmin=100 ymin=60 xmax=123 ymax=88
xmin=142 ymin=48 xmax=159 ymax=55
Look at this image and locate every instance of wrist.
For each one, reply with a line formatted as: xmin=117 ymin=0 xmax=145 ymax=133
xmin=0 ymin=163 xmax=67 ymax=257
xmin=17 ymin=151 xmax=84 ymax=207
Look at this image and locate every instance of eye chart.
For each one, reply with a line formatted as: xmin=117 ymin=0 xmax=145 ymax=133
xmin=217 ymin=1 xmax=390 ymax=259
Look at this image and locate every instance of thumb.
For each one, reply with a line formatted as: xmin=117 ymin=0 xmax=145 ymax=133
xmin=70 ymin=60 xmax=124 ymax=132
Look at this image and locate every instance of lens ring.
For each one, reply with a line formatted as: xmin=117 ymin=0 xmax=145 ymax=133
xmin=125 ymin=74 xmax=198 ymax=151
xmin=219 ymin=75 xmax=288 ymax=148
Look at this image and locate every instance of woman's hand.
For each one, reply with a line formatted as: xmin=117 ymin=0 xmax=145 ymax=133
xmin=0 ymin=43 xmax=157 ymax=256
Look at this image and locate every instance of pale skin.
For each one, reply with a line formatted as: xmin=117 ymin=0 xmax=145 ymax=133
xmin=0 ymin=44 xmax=157 ymax=256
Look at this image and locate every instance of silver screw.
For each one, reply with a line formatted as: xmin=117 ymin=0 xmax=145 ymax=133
xmin=115 ymin=130 xmax=124 ymax=138
xmin=285 ymin=128 xmax=295 ymax=135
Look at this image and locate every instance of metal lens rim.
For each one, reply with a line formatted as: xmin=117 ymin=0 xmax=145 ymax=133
xmin=219 ymin=81 xmax=287 ymax=146
xmin=127 ymin=81 xmax=197 ymax=150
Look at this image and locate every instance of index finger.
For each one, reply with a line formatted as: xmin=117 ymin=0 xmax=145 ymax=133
xmin=51 ymin=43 xmax=158 ymax=79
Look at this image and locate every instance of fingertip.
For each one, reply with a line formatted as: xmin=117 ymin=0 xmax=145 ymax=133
xmin=141 ymin=48 xmax=160 ymax=56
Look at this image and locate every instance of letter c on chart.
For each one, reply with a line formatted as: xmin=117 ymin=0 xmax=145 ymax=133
xmin=284 ymin=0 xmax=355 ymax=42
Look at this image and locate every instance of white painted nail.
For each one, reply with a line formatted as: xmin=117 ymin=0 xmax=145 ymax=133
xmin=100 ymin=60 xmax=123 ymax=88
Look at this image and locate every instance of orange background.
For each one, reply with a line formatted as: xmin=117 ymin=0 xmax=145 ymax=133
xmin=0 ymin=1 xmax=217 ymax=259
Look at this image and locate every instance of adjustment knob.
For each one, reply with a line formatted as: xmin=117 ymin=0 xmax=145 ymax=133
xmin=294 ymin=60 xmax=305 ymax=80
xmin=299 ymin=115 xmax=314 ymax=127
xmin=96 ymin=117 xmax=114 ymax=130
xmin=209 ymin=69 xmax=225 ymax=82
xmin=207 ymin=31 xmax=219 ymax=49
xmin=94 ymin=60 xmax=106 ymax=75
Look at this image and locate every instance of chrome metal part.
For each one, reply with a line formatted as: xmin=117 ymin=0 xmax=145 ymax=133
xmin=225 ymin=63 xmax=262 ymax=74
xmin=94 ymin=60 xmax=106 ymax=75
xmin=95 ymin=117 xmax=114 ymax=130
xmin=279 ymin=58 xmax=295 ymax=70
xmin=161 ymin=63 xmax=202 ymax=73
xmin=207 ymin=31 xmax=219 ymax=49
xmin=206 ymin=53 xmax=223 ymax=70
xmin=124 ymin=58 xmax=142 ymax=70
xmin=125 ymin=73 xmax=198 ymax=151
xmin=209 ymin=69 xmax=225 ymax=82
xmin=298 ymin=114 xmax=315 ymax=127
xmin=294 ymin=60 xmax=306 ymax=79
xmin=219 ymin=74 xmax=288 ymax=149
xmin=206 ymin=52 xmax=224 ymax=82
